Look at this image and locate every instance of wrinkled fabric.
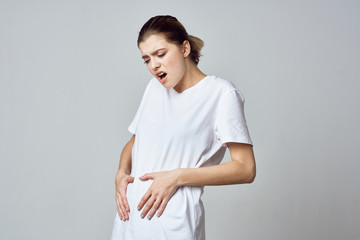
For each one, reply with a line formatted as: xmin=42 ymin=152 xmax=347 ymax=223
xmin=111 ymin=76 xmax=252 ymax=240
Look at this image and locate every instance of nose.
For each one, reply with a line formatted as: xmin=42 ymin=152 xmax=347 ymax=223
xmin=150 ymin=59 xmax=160 ymax=71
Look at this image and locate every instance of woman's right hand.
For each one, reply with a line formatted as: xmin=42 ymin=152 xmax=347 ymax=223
xmin=115 ymin=171 xmax=134 ymax=221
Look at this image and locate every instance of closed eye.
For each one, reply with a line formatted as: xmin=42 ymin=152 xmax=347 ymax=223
xmin=143 ymin=52 xmax=166 ymax=64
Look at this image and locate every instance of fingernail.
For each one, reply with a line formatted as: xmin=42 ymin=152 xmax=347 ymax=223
xmin=140 ymin=214 xmax=144 ymax=218
xmin=147 ymin=215 xmax=152 ymax=220
xmin=157 ymin=213 xmax=161 ymax=218
xmin=137 ymin=206 xmax=140 ymax=211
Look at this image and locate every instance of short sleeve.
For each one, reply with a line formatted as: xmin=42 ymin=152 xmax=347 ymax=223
xmin=214 ymin=90 xmax=253 ymax=146
xmin=127 ymin=80 xmax=152 ymax=134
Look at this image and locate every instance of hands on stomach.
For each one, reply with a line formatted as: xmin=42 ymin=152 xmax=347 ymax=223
xmin=115 ymin=170 xmax=179 ymax=221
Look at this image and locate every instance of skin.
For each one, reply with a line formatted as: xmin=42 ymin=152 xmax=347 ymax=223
xmin=140 ymin=34 xmax=206 ymax=93
xmin=114 ymin=34 xmax=256 ymax=222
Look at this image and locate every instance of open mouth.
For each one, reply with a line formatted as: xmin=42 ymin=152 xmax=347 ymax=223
xmin=157 ymin=72 xmax=167 ymax=81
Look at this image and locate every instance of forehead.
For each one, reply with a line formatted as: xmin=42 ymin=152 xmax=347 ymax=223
xmin=139 ymin=34 xmax=178 ymax=56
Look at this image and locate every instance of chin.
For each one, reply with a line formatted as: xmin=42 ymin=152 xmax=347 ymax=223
xmin=161 ymin=79 xmax=176 ymax=89
xmin=162 ymin=83 xmax=173 ymax=89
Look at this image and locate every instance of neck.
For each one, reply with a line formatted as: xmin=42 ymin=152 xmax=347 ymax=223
xmin=173 ymin=61 xmax=206 ymax=93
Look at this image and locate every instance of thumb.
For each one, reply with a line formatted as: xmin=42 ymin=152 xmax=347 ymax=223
xmin=128 ymin=176 xmax=135 ymax=183
xmin=139 ymin=173 xmax=154 ymax=181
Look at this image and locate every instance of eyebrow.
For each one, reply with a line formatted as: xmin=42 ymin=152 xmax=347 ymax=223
xmin=141 ymin=48 xmax=166 ymax=59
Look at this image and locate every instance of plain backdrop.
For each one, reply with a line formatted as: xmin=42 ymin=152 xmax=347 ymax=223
xmin=1 ymin=0 xmax=359 ymax=239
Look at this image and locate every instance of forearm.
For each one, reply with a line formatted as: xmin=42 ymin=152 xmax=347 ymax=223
xmin=175 ymin=161 xmax=255 ymax=187
xmin=175 ymin=143 xmax=256 ymax=187
xmin=117 ymin=135 xmax=135 ymax=175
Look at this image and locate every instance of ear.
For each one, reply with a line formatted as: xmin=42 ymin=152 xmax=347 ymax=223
xmin=182 ymin=40 xmax=191 ymax=58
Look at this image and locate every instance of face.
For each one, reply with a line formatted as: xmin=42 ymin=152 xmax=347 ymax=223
xmin=139 ymin=34 xmax=190 ymax=89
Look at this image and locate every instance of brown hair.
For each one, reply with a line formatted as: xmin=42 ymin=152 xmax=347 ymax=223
xmin=137 ymin=15 xmax=204 ymax=65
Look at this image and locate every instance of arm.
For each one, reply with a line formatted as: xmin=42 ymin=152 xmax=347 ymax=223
xmin=176 ymin=142 xmax=256 ymax=186
xmin=115 ymin=134 xmax=135 ymax=221
xmin=116 ymin=134 xmax=134 ymax=175
xmin=137 ymin=142 xmax=256 ymax=220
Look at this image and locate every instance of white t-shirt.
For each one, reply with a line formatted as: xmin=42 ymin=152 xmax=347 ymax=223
xmin=111 ymin=75 xmax=252 ymax=240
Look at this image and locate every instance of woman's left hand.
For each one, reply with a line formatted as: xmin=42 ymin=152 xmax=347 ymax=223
xmin=137 ymin=170 xmax=179 ymax=220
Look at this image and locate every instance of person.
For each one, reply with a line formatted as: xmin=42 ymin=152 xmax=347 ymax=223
xmin=111 ymin=15 xmax=256 ymax=240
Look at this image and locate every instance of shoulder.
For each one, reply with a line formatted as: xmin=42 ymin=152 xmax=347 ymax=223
xmin=205 ymin=75 xmax=244 ymax=99
xmin=206 ymin=76 xmax=238 ymax=91
xmin=142 ymin=77 xmax=162 ymax=94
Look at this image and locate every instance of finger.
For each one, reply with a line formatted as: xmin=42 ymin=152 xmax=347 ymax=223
xmin=156 ymin=197 xmax=170 ymax=218
xmin=116 ymin=194 xmax=126 ymax=221
xmin=120 ymin=185 xmax=131 ymax=214
xmin=139 ymin=173 xmax=155 ymax=181
xmin=119 ymin=198 xmax=129 ymax=221
xmin=141 ymin=196 xmax=156 ymax=219
xmin=117 ymin=192 xmax=129 ymax=221
xmin=115 ymin=198 xmax=121 ymax=219
xmin=115 ymin=195 xmax=124 ymax=221
xmin=146 ymin=198 xmax=162 ymax=220
xmin=127 ymin=176 xmax=135 ymax=183
xmin=137 ymin=190 xmax=151 ymax=211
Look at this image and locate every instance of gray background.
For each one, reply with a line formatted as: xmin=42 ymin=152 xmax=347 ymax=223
xmin=1 ymin=0 xmax=359 ymax=239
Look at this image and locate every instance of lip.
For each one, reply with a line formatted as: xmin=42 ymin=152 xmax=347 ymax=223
xmin=158 ymin=74 xmax=167 ymax=84
xmin=155 ymin=71 xmax=167 ymax=84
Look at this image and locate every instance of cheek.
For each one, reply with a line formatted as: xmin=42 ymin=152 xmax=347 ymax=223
xmin=168 ymin=55 xmax=185 ymax=74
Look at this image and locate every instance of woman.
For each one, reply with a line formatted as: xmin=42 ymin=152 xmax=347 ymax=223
xmin=111 ymin=15 xmax=256 ymax=240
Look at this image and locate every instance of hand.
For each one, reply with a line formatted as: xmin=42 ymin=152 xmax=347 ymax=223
xmin=137 ymin=170 xmax=179 ymax=220
xmin=115 ymin=172 xmax=134 ymax=221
